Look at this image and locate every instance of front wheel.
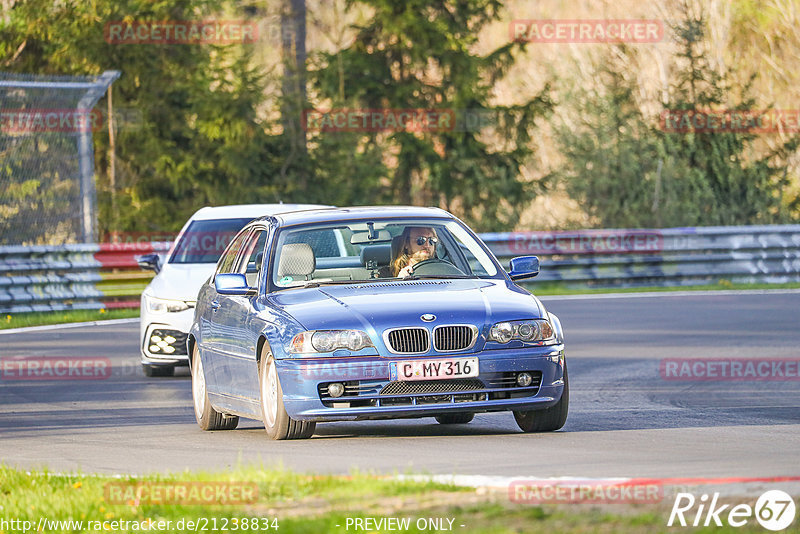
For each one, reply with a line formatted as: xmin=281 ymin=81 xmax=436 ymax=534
xmin=259 ymin=349 xmax=315 ymax=440
xmin=191 ymin=346 xmax=238 ymax=431
xmin=513 ymin=363 xmax=569 ymax=433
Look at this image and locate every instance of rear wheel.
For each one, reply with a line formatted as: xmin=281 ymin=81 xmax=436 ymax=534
xmin=259 ymin=348 xmax=315 ymax=440
xmin=435 ymin=413 xmax=474 ymax=425
xmin=191 ymin=346 xmax=238 ymax=431
xmin=513 ymin=363 xmax=569 ymax=433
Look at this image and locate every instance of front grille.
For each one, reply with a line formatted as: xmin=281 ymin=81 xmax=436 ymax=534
xmin=147 ymin=329 xmax=188 ymax=356
xmin=385 ymin=327 xmax=429 ymax=354
xmin=433 ymin=325 xmax=476 ymax=352
xmin=380 ymin=379 xmax=484 ymax=396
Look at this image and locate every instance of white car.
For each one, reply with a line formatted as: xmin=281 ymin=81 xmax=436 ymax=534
xmin=138 ymin=204 xmax=330 ymax=377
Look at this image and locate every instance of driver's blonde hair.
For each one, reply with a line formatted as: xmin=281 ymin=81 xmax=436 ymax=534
xmin=391 ymin=227 xmax=437 ymax=277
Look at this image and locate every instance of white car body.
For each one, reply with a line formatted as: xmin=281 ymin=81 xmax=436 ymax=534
xmin=139 ymin=204 xmax=329 ymax=376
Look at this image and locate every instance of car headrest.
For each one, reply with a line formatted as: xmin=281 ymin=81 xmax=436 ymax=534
xmin=391 ymin=234 xmax=405 ymax=259
xmin=276 ymin=243 xmax=315 ymax=278
xmin=255 ymin=252 xmax=263 ymax=271
xmin=360 ymin=244 xmax=392 ymax=267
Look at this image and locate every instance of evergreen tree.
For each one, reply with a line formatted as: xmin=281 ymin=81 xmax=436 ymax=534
xmin=658 ymin=1 xmax=799 ymax=226
xmin=0 ymin=0 xmax=287 ymax=235
xmin=308 ymin=0 xmax=552 ymax=231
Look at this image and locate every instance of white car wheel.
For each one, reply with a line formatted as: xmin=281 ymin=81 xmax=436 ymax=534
xmin=258 ymin=347 xmax=315 ymax=440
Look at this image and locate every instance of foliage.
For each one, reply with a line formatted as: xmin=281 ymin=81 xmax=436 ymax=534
xmin=556 ymin=3 xmax=799 ymax=228
xmin=308 ymin=0 xmax=553 ymax=231
xmin=1 ymin=0 xmax=288 ymax=236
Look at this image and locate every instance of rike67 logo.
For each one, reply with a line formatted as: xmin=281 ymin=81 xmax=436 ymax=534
xmin=668 ymin=490 xmax=796 ymax=531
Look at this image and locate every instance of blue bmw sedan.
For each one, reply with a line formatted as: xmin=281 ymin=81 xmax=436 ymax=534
xmin=189 ymin=206 xmax=567 ymax=439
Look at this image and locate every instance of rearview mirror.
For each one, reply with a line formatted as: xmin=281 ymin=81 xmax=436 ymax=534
xmin=508 ymin=256 xmax=540 ymax=281
xmin=350 ymin=229 xmax=392 ymax=244
xmin=137 ymin=253 xmax=161 ymax=274
xmin=214 ymin=273 xmax=251 ymax=295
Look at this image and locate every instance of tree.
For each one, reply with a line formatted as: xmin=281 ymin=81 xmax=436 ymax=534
xmin=308 ymin=0 xmax=552 ymax=231
xmin=658 ymin=0 xmax=799 ymax=226
xmin=556 ymin=2 xmax=799 ymax=228
xmin=0 ymin=0 xmax=287 ymax=236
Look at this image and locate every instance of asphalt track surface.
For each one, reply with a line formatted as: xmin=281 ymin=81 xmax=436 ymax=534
xmin=1 ymin=292 xmax=799 ymax=478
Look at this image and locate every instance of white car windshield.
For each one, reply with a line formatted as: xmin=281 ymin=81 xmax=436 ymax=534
xmin=170 ymin=218 xmax=253 ymax=264
xmin=271 ymin=219 xmax=499 ymax=288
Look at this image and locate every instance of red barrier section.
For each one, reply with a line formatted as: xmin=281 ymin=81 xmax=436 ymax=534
xmin=94 ymin=242 xmax=156 ymax=269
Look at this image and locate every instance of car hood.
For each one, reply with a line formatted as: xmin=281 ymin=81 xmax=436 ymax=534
xmin=144 ymin=262 xmax=217 ymax=302
xmin=265 ymin=279 xmax=545 ymax=332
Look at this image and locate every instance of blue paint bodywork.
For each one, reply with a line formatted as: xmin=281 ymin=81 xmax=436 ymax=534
xmin=189 ymin=207 xmax=566 ymax=423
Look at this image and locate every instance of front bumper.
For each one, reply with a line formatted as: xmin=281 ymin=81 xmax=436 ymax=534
xmin=276 ymin=346 xmax=566 ymax=422
xmin=139 ymin=307 xmax=194 ymax=367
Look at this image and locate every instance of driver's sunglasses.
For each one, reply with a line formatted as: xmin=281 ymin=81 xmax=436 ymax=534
xmin=415 ymin=236 xmax=438 ymax=246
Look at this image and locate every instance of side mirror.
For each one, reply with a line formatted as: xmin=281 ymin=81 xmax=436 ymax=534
xmin=508 ymin=256 xmax=540 ymax=280
xmin=137 ymin=253 xmax=161 ymax=274
xmin=214 ymin=273 xmax=251 ymax=295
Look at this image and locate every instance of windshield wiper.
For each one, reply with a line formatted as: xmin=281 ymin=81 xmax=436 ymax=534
xmin=402 ymin=274 xmax=473 ymax=281
xmin=301 ymin=279 xmax=386 ymax=288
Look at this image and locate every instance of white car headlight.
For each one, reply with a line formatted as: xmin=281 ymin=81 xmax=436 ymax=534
xmin=488 ymin=319 xmax=556 ymax=345
xmin=145 ymin=295 xmax=192 ymax=314
xmin=290 ymin=330 xmax=374 ymax=353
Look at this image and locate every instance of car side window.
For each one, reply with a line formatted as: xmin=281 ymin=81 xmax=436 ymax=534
xmin=216 ymin=230 xmax=250 ymax=276
xmin=236 ymin=229 xmax=268 ymax=288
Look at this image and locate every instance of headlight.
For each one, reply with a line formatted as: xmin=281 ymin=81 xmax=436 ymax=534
xmin=488 ymin=319 xmax=556 ymax=344
xmin=144 ymin=295 xmax=191 ymax=314
xmin=290 ymin=330 xmax=374 ymax=353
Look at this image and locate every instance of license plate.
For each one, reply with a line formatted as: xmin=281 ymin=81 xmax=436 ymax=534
xmin=390 ymin=357 xmax=479 ymax=381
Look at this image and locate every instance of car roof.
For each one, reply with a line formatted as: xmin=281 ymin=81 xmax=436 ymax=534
xmin=265 ymin=206 xmax=454 ymax=227
xmin=188 ymin=204 xmax=332 ymax=221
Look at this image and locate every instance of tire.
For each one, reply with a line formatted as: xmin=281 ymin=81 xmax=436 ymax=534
xmin=435 ymin=413 xmax=474 ymax=425
xmin=258 ymin=348 xmax=315 ymax=440
xmin=191 ymin=346 xmax=238 ymax=431
xmin=143 ymin=364 xmax=175 ymax=377
xmin=513 ymin=363 xmax=569 ymax=433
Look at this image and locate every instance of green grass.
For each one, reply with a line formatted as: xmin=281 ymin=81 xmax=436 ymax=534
xmin=0 ymin=308 xmax=139 ymax=330
xmin=0 ymin=466 xmax=787 ymax=533
xmin=524 ymin=280 xmax=800 ymax=296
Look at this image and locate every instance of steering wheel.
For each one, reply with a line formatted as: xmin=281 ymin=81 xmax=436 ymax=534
xmin=410 ymin=258 xmax=465 ymax=276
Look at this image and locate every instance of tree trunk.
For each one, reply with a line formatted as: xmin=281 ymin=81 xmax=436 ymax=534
xmin=280 ymin=0 xmax=308 ymax=189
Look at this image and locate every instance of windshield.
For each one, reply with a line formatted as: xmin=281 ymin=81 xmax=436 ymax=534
xmin=169 ymin=218 xmax=253 ymax=264
xmin=271 ymin=218 xmax=499 ymax=289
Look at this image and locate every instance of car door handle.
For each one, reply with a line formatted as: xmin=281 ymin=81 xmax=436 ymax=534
xmin=211 ymin=300 xmax=220 ymax=311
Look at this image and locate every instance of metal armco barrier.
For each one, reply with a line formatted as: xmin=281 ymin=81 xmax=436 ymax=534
xmin=1 ymin=225 xmax=799 ymax=313
xmin=0 ymin=242 xmax=168 ymax=313
xmin=483 ymin=225 xmax=800 ymax=287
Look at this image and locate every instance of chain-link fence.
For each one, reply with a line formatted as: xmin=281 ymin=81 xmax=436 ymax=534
xmin=0 ymin=70 xmax=119 ymax=245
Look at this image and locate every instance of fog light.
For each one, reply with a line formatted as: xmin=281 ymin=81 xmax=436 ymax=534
xmin=516 ymin=372 xmax=532 ymax=387
xmin=327 ymin=382 xmax=345 ymax=398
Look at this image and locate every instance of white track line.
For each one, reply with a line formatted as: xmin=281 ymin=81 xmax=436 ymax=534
xmin=538 ymin=288 xmax=800 ymax=301
xmin=0 ymin=317 xmax=139 ymax=335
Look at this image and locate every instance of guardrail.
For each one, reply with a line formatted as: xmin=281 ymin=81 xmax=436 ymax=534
xmin=1 ymin=225 xmax=799 ymax=313
xmin=483 ymin=225 xmax=800 ymax=287
xmin=0 ymin=242 xmax=169 ymax=313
